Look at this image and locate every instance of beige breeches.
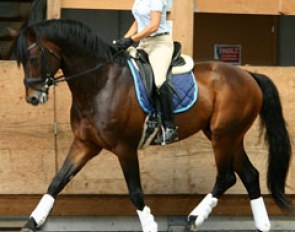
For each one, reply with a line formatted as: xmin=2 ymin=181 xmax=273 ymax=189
xmin=138 ymin=35 xmax=174 ymax=88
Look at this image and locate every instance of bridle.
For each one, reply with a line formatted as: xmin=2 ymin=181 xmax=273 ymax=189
xmin=25 ymin=42 xmax=60 ymax=91
xmin=25 ymin=42 xmax=104 ymax=91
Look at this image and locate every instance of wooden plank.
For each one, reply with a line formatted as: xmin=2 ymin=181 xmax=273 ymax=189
xmin=194 ymin=0 xmax=280 ymax=15
xmin=60 ymin=0 xmax=133 ymax=10
xmin=0 ymin=194 xmax=294 ymax=216
xmin=0 ymin=61 xmax=56 ymax=194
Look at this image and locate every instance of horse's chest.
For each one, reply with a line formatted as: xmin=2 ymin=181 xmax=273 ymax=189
xmin=74 ymin=116 xmax=120 ymax=149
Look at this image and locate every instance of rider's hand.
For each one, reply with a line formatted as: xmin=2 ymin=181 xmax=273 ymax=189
xmin=113 ymin=37 xmax=134 ymax=50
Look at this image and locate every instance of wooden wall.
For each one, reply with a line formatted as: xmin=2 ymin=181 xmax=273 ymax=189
xmin=0 ymin=61 xmax=56 ymax=194
xmin=0 ymin=61 xmax=295 ymax=216
xmin=0 ymin=61 xmax=295 ymax=196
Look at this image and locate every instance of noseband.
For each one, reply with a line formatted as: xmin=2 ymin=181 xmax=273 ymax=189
xmin=25 ymin=42 xmax=103 ymax=90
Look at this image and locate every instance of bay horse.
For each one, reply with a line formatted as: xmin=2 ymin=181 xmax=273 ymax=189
xmin=15 ymin=19 xmax=292 ymax=232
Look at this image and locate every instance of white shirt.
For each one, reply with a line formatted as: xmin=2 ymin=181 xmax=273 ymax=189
xmin=132 ymin=0 xmax=170 ymax=36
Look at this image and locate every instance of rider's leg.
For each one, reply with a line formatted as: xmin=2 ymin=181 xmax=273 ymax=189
xmin=155 ymin=81 xmax=178 ymax=144
xmin=139 ymin=36 xmax=177 ymax=144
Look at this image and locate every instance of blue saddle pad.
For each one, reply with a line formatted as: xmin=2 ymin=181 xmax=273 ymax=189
xmin=127 ymin=59 xmax=198 ymax=114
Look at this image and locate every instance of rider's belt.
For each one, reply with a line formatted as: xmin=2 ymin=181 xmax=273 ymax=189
xmin=150 ymin=32 xmax=169 ymax=37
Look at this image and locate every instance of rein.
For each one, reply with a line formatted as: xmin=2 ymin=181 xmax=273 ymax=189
xmin=25 ymin=42 xmax=104 ymax=88
xmin=53 ymin=63 xmax=104 ymax=85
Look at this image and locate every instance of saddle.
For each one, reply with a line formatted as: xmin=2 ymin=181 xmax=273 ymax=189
xmin=127 ymin=42 xmax=196 ymax=148
xmin=128 ymin=41 xmax=193 ymax=102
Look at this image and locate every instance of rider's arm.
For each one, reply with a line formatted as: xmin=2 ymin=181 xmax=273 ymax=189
xmin=130 ymin=11 xmax=161 ymax=42
xmin=124 ymin=21 xmax=138 ymax=38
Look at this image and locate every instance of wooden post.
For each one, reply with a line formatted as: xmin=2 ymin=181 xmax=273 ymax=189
xmin=47 ymin=0 xmax=61 ymax=19
xmin=170 ymin=0 xmax=194 ymax=56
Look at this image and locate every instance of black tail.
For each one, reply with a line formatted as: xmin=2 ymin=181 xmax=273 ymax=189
xmin=251 ymin=72 xmax=292 ymax=211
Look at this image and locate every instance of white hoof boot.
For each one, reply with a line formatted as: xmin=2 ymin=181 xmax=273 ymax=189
xmin=251 ymin=197 xmax=271 ymax=232
xmin=137 ymin=206 xmax=158 ymax=232
xmin=31 ymin=194 xmax=55 ymax=227
xmin=188 ymin=193 xmax=218 ymax=231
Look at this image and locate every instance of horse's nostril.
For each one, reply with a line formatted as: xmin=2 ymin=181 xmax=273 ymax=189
xmin=27 ymin=96 xmax=39 ymax=105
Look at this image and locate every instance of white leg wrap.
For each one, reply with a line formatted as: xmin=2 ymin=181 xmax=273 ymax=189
xmin=188 ymin=193 xmax=218 ymax=227
xmin=137 ymin=206 xmax=158 ymax=232
xmin=250 ymin=197 xmax=271 ymax=232
xmin=30 ymin=194 xmax=55 ymax=227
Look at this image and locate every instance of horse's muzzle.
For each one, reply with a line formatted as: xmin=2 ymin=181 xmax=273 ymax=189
xmin=26 ymin=91 xmax=48 ymax=105
xmin=26 ymin=95 xmax=40 ymax=105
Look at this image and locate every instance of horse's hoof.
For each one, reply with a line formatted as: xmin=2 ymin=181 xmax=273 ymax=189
xmin=21 ymin=218 xmax=38 ymax=232
xmin=187 ymin=215 xmax=198 ymax=231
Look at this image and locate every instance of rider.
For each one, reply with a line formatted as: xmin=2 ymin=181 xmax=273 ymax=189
xmin=115 ymin=0 xmax=178 ymax=145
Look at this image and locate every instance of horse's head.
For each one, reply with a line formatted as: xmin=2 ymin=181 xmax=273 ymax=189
xmin=16 ymin=29 xmax=61 ymax=106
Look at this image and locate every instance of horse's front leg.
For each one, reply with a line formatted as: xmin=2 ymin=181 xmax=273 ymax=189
xmin=116 ymin=145 xmax=157 ymax=232
xmin=21 ymin=139 xmax=101 ymax=232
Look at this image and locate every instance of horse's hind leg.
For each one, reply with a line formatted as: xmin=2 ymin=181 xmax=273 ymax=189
xmin=234 ymin=144 xmax=271 ymax=232
xmin=116 ymin=145 xmax=157 ymax=232
xmin=21 ymin=139 xmax=101 ymax=232
xmin=188 ymin=135 xmax=237 ymax=231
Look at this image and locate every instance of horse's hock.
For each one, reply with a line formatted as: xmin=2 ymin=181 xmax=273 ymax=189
xmin=0 ymin=61 xmax=295 ymax=214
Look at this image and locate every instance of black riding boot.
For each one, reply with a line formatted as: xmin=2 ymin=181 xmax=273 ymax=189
xmin=155 ymin=82 xmax=178 ymax=145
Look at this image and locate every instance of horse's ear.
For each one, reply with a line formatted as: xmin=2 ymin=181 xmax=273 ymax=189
xmin=6 ymin=27 xmax=18 ymax=38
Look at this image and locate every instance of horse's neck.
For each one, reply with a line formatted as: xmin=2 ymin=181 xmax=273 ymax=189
xmin=60 ymin=49 xmax=131 ymax=100
xmin=62 ymin=52 xmax=97 ymax=73
xmin=61 ymin=57 xmax=106 ymax=93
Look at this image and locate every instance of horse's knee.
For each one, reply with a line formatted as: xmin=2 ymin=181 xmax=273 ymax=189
xmin=212 ymin=171 xmax=236 ymax=198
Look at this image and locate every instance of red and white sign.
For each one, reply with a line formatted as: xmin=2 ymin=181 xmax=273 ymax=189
xmin=214 ymin=44 xmax=242 ymax=65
